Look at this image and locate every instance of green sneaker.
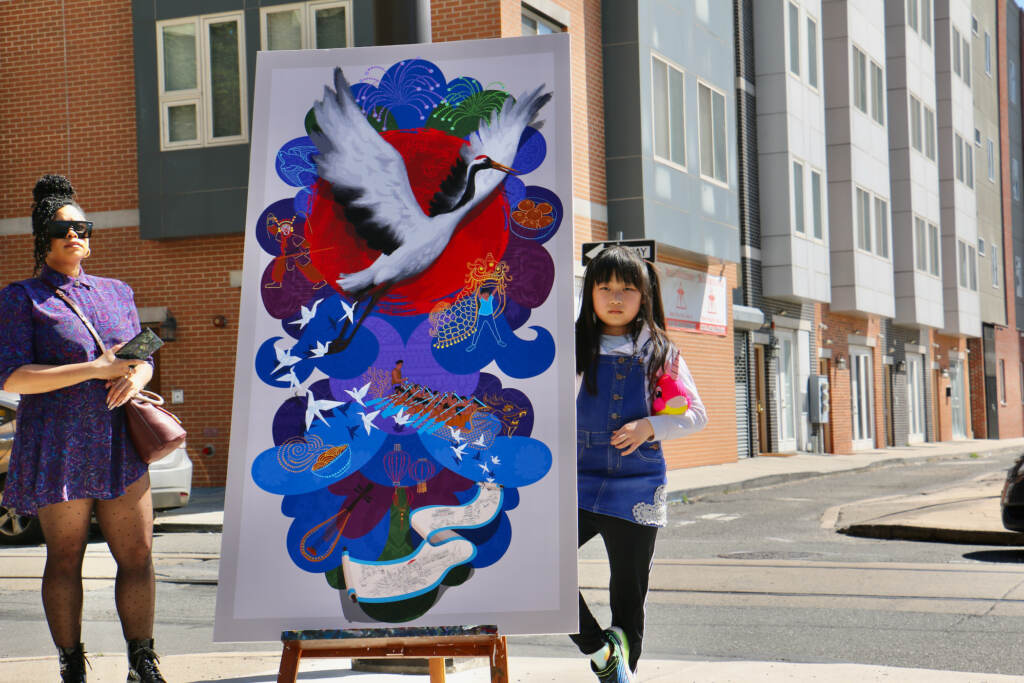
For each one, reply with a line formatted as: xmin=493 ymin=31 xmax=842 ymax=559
xmin=590 ymin=627 xmax=636 ymax=683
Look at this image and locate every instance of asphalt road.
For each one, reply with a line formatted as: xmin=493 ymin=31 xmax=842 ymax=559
xmin=1 ymin=451 xmax=1023 ymax=676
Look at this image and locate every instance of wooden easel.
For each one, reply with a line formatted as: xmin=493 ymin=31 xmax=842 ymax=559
xmin=277 ymin=625 xmax=509 ymax=683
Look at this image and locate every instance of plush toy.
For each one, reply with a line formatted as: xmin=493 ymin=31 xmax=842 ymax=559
xmin=652 ymin=371 xmax=690 ymax=416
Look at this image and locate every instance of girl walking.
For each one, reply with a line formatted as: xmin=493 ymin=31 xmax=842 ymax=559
xmin=571 ymin=247 xmax=707 ymax=682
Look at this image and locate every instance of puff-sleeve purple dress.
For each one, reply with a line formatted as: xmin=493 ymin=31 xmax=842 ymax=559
xmin=0 ymin=265 xmax=148 ymax=514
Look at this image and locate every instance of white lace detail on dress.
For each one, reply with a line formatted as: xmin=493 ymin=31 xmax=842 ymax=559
xmin=632 ymin=484 xmax=667 ymax=527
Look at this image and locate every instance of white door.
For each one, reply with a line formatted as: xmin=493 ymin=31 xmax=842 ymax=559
xmin=850 ymin=347 xmax=875 ymax=450
xmin=949 ymin=359 xmax=967 ymax=439
xmin=906 ymin=354 xmax=925 ymax=443
xmin=776 ymin=331 xmax=797 ymax=452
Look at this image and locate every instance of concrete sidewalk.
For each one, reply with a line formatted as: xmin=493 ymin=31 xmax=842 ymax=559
xmin=7 ymin=437 xmax=1024 ymax=681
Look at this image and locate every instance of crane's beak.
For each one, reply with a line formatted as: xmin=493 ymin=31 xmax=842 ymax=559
xmin=490 ymin=161 xmax=519 ymax=175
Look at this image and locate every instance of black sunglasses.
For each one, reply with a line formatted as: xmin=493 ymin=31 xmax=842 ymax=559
xmin=46 ymin=220 xmax=93 ymax=239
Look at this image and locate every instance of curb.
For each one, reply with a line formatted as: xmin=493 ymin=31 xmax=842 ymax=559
xmin=838 ymin=523 xmax=1024 ymax=546
xmin=667 ymin=446 xmax=1024 ymax=505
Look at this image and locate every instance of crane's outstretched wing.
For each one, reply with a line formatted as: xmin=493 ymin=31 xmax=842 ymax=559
xmin=310 ymin=68 xmax=423 ymax=254
xmin=463 ymin=85 xmax=552 ymax=169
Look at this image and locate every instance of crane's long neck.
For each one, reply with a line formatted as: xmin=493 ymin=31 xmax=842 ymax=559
xmin=451 ymin=162 xmax=490 ymax=212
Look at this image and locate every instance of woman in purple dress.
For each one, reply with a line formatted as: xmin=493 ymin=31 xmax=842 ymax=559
xmin=0 ymin=176 xmax=167 ymax=683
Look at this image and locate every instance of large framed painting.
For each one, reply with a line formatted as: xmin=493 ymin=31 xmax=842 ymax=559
xmin=214 ymin=34 xmax=576 ymax=640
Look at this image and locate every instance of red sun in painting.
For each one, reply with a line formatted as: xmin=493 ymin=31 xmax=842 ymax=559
xmin=303 ymin=128 xmax=510 ymax=316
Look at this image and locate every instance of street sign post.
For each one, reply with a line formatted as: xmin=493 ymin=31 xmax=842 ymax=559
xmin=581 ymin=239 xmax=657 ymax=265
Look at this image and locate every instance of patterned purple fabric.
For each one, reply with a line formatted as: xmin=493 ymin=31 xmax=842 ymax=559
xmin=0 ymin=265 xmax=148 ymax=514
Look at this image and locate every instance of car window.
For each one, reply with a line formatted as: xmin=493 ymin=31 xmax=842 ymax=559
xmin=0 ymin=404 xmax=15 ymax=436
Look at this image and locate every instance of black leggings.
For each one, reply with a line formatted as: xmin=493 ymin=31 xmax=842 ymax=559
xmin=569 ymin=509 xmax=658 ymax=672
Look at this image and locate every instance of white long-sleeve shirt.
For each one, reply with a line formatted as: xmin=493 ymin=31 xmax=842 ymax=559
xmin=575 ymin=327 xmax=708 ymax=442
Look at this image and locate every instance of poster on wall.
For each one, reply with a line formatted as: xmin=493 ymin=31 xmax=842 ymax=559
xmin=214 ymin=35 xmax=576 ymax=641
xmin=658 ymin=263 xmax=727 ymax=336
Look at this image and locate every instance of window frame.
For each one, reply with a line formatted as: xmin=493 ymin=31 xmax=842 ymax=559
xmin=927 ymin=222 xmax=940 ymax=277
xmin=952 ymin=27 xmax=961 ymax=76
xmin=923 ymin=105 xmax=936 ymax=160
xmin=963 ymin=35 xmax=972 ymax=87
xmin=697 ymin=79 xmax=729 ymax=186
xmin=810 ymin=168 xmax=823 ymax=240
xmin=908 ymin=0 xmax=919 ymax=33
xmin=870 ymin=59 xmax=885 ymax=125
xmin=521 ymin=4 xmax=564 ymax=35
xmin=921 ymin=0 xmax=932 ymax=46
xmin=792 ymin=159 xmax=806 ymax=235
xmin=955 ymin=133 xmax=964 ymax=182
xmin=788 ymin=2 xmax=801 ymax=77
xmin=992 ymin=243 xmax=1001 ymax=289
xmin=909 ymin=94 xmax=922 ymax=152
xmin=806 ymin=15 xmax=819 ymax=89
xmin=914 ymin=216 xmax=928 ymax=273
xmin=988 ymin=138 xmax=996 ymax=182
xmin=985 ymin=30 xmax=992 ymax=76
xmin=156 ymin=11 xmax=249 ymax=151
xmin=855 ymin=186 xmax=872 ymax=252
xmin=853 ymin=45 xmax=868 ymax=114
xmin=259 ymin=1 xmax=355 ymax=51
xmin=874 ymin=195 xmax=889 ymax=259
xmin=651 ymin=53 xmax=687 ymax=171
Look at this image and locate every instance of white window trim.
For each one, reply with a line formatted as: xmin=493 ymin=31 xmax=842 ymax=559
xmin=987 ymin=138 xmax=996 ymax=182
xmin=873 ymin=194 xmax=891 ymax=261
xmin=157 ymin=11 xmax=249 ymax=151
xmin=788 ymin=1 xmax=801 ymax=79
xmin=809 ymin=166 xmax=825 ymax=243
xmin=651 ymin=53 xmax=687 ymax=173
xmin=985 ymin=30 xmax=992 ymax=76
xmin=869 ymin=58 xmax=885 ymax=126
xmin=852 ymin=44 xmax=868 ymax=115
xmin=697 ymin=78 xmax=729 ymax=187
xmin=927 ymin=220 xmax=941 ymax=278
xmin=260 ymin=1 xmax=354 ymax=50
xmin=522 ymin=3 xmax=565 ymax=34
xmin=854 ymin=185 xmax=872 ymax=254
xmin=792 ymin=158 xmax=805 ymax=235
xmin=806 ymin=15 xmax=819 ymax=91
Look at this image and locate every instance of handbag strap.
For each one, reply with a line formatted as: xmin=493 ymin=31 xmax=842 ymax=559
xmin=43 ymin=282 xmax=108 ymax=355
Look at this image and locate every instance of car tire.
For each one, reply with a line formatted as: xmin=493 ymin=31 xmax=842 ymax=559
xmin=0 ymin=475 xmax=42 ymax=545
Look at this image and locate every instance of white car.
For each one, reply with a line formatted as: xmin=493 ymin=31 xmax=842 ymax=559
xmin=0 ymin=390 xmax=192 ymax=544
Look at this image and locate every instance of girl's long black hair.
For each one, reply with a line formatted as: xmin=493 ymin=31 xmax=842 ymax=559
xmin=31 ymin=174 xmax=80 ymax=274
xmin=575 ymin=246 xmax=675 ymax=397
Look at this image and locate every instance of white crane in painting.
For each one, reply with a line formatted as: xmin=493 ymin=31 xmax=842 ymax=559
xmin=309 ymin=67 xmax=551 ymax=352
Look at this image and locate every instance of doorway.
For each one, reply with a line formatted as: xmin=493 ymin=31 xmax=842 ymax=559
xmin=755 ymin=345 xmax=768 ymax=455
xmin=775 ymin=330 xmax=798 ymax=452
xmin=906 ymin=354 xmax=925 ymax=443
xmin=949 ymin=359 xmax=967 ymax=439
xmin=850 ymin=346 xmax=874 ymax=450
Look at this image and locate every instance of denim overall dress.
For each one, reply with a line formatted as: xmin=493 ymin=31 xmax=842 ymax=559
xmin=577 ymin=351 xmax=668 ymax=527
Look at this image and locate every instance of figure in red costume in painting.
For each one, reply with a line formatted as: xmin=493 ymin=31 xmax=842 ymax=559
xmin=265 ymin=213 xmax=328 ymax=289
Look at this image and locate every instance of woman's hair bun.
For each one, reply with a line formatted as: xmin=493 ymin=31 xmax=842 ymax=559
xmin=33 ymin=174 xmax=75 ymax=204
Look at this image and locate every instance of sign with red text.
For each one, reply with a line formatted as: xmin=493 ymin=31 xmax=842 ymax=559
xmin=658 ymin=263 xmax=727 ymax=336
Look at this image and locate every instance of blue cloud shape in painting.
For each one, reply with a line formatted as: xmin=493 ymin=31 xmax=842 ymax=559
xmin=461 ymin=511 xmax=512 ymax=569
xmin=276 ymin=136 xmax=319 ymax=187
xmin=417 ymin=432 xmax=551 ymax=487
xmin=511 ymin=127 xmax=546 ymax=175
xmin=433 ymin=320 xmax=555 ymax=379
xmin=281 ymin=487 xmax=391 ymax=573
xmin=444 ymin=76 xmax=483 ymax=106
xmin=252 ymin=412 xmax=390 ymax=495
xmin=350 ymin=59 xmax=447 ymax=129
xmin=255 ymin=337 xmax=315 ymax=389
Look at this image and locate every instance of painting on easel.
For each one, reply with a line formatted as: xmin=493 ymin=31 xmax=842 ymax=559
xmin=215 ymin=35 xmax=576 ymax=640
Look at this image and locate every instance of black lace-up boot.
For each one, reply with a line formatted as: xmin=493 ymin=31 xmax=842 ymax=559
xmin=58 ymin=643 xmax=88 ymax=683
xmin=126 ymin=638 xmax=166 ymax=683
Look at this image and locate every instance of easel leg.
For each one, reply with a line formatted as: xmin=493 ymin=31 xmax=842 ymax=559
xmin=428 ymin=657 xmax=447 ymax=682
xmin=489 ymin=636 xmax=509 ymax=683
xmin=277 ymin=640 xmax=301 ymax=683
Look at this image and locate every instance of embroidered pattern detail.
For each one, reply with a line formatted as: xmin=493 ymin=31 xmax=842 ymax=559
xmin=632 ymin=484 xmax=667 ymax=527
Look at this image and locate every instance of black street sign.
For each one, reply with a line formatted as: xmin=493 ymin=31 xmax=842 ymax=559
xmin=581 ymin=239 xmax=657 ymax=265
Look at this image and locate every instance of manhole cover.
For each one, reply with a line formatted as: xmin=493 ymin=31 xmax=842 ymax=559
xmin=717 ymin=551 xmax=822 ymax=560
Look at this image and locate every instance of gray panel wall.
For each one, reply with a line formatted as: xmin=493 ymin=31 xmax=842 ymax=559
xmin=132 ymin=0 xmax=376 ymax=239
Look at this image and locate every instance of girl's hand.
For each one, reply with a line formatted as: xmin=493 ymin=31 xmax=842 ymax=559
xmin=104 ymin=361 xmax=148 ymax=410
xmin=611 ymin=419 xmax=654 ymax=455
xmin=91 ymin=344 xmax=143 ymax=380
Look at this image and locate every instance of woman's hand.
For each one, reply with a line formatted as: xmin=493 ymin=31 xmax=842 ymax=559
xmin=611 ymin=418 xmax=654 ymax=456
xmin=91 ymin=344 xmax=143 ymax=381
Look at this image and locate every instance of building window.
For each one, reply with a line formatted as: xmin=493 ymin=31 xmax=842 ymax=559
xmin=856 ymin=187 xmax=871 ymax=251
xmin=978 ymin=238 xmax=985 ymax=256
xmin=992 ymin=243 xmax=1000 ymax=288
xmin=1013 ymin=61 xmax=1020 ymax=105
xmin=988 ymin=138 xmax=996 ymax=181
xmin=955 ymin=133 xmax=964 ymax=182
xmin=966 ymin=142 xmax=974 ymax=188
xmin=793 ymin=160 xmax=805 ymax=234
xmin=928 ymin=222 xmax=940 ymax=276
xmin=915 ymin=217 xmax=928 ymax=272
xmin=972 ymin=15 xmax=978 ymax=35
xmin=985 ymin=31 xmax=992 ymax=76
xmin=958 ymin=241 xmax=968 ymax=288
xmin=1013 ymin=158 xmax=1021 ymax=201
xmin=698 ymin=81 xmax=728 ymax=184
xmin=811 ymin=169 xmax=823 ymax=239
xmin=1000 ymin=359 xmax=1007 ymax=403
xmin=953 ymin=27 xmax=961 ymax=76
xmin=157 ymin=12 xmax=248 ymax=150
xmin=924 ymin=106 xmax=936 ymax=160
xmin=853 ymin=47 xmax=868 ymax=113
xmin=921 ymin=0 xmax=932 ymax=45
xmin=909 ymin=95 xmax=922 ymax=152
xmin=874 ymin=196 xmax=889 ymax=258
xmin=1017 ymin=255 xmax=1024 ymax=297
xmin=652 ymin=55 xmax=686 ymax=168
xmin=871 ymin=61 xmax=885 ymax=124
xmin=969 ymin=245 xmax=978 ymax=290
xmin=908 ymin=0 xmax=918 ymax=33
xmin=522 ymin=5 xmax=562 ymax=34
xmin=789 ymin=2 xmax=800 ymax=76
xmin=260 ymin=1 xmax=352 ymax=50
xmin=963 ymin=36 xmax=971 ymax=86
xmin=807 ymin=16 xmax=818 ymax=88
